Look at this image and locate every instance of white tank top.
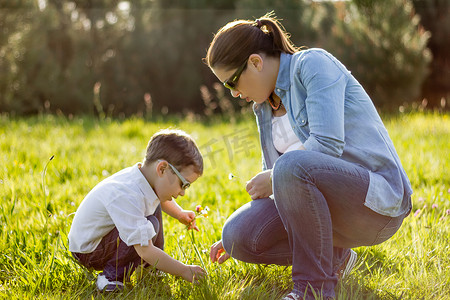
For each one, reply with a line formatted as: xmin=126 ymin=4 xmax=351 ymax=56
xmin=272 ymin=113 xmax=303 ymax=153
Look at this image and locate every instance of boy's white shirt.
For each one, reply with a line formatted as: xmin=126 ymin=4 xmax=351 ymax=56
xmin=68 ymin=163 xmax=160 ymax=253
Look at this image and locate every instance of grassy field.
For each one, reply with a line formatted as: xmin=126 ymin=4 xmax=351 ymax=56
xmin=0 ymin=112 xmax=449 ymax=299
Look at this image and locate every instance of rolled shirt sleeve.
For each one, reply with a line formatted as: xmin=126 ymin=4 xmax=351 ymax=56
xmin=126 ymin=218 xmax=156 ymax=246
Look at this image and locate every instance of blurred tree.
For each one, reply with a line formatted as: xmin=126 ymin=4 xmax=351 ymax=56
xmin=412 ymin=0 xmax=450 ymax=108
xmin=0 ymin=0 xmax=435 ymax=116
xmin=324 ymin=0 xmax=431 ymax=109
xmin=121 ymin=0 xmax=238 ymax=114
xmin=0 ymin=0 xmax=38 ymax=114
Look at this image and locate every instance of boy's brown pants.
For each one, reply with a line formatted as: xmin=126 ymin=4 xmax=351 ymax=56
xmin=72 ymin=205 xmax=164 ymax=282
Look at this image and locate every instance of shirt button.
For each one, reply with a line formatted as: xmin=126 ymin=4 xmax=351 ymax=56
xmin=301 ymin=120 xmax=305 ymax=123
xmin=277 ymin=89 xmax=281 ymax=92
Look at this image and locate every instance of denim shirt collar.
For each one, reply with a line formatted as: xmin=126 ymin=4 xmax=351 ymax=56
xmin=254 ymin=52 xmax=292 ymax=113
xmin=275 ymin=52 xmax=292 ymax=92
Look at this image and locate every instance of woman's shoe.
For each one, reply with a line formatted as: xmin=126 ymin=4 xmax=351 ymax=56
xmin=337 ymin=249 xmax=357 ymax=279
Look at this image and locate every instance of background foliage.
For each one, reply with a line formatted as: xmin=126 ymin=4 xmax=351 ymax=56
xmin=412 ymin=0 xmax=450 ymax=108
xmin=0 ymin=0 xmax=444 ymax=116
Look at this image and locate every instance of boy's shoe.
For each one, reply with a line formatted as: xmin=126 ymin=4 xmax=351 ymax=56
xmin=282 ymin=292 xmax=301 ymax=300
xmin=337 ymin=249 xmax=357 ymax=280
xmin=96 ymin=273 xmax=124 ymax=292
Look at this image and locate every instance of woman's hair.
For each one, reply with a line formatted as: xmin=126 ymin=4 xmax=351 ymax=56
xmin=205 ymin=12 xmax=300 ymax=71
xmin=143 ymin=129 xmax=203 ymax=175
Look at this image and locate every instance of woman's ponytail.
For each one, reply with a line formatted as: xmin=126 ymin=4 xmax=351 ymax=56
xmin=254 ymin=13 xmax=299 ymax=55
xmin=205 ymin=12 xmax=302 ymax=70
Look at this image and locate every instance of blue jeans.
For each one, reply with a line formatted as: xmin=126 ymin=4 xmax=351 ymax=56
xmin=222 ymin=151 xmax=409 ymax=299
xmin=72 ymin=205 xmax=164 ymax=282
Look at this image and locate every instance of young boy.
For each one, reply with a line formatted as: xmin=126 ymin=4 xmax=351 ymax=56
xmin=68 ymin=129 xmax=206 ymax=292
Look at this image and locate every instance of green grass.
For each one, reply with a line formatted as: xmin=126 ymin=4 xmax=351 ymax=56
xmin=0 ymin=112 xmax=449 ymax=299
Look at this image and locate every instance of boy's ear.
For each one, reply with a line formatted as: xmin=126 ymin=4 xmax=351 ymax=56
xmin=156 ymin=160 xmax=168 ymax=177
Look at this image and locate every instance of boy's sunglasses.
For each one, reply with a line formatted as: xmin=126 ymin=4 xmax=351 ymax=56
xmin=159 ymin=160 xmax=191 ymax=190
xmin=223 ymin=59 xmax=248 ymax=90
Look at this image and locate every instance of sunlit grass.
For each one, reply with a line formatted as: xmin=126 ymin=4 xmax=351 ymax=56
xmin=0 ymin=111 xmax=449 ymax=299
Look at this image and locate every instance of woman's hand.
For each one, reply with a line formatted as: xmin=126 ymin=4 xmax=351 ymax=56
xmin=178 ymin=210 xmax=199 ymax=231
xmin=209 ymin=240 xmax=230 ymax=264
xmin=246 ymin=169 xmax=273 ymax=200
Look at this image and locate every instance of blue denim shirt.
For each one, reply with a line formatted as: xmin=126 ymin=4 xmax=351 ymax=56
xmin=254 ymin=49 xmax=412 ymax=217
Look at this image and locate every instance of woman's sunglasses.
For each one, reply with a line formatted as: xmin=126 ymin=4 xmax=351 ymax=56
xmin=223 ymin=59 xmax=248 ymax=90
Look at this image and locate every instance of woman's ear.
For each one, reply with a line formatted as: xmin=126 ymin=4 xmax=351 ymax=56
xmin=248 ymin=54 xmax=264 ymax=71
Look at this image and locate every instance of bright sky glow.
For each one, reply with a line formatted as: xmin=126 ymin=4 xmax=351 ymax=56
xmin=118 ymin=1 xmax=130 ymax=11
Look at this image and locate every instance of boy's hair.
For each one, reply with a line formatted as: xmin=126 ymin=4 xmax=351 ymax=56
xmin=143 ymin=129 xmax=203 ymax=175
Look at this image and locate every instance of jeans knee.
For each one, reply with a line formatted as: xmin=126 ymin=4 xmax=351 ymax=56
xmin=222 ymin=220 xmax=238 ymax=255
xmin=272 ymin=152 xmax=316 ymax=202
xmin=222 ymin=214 xmax=254 ymax=258
xmin=273 ymin=151 xmax=305 ymax=185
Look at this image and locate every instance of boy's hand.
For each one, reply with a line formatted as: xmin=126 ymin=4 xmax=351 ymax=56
xmin=135 ymin=242 xmax=206 ymax=284
xmin=182 ymin=265 xmax=206 ymax=283
xmin=178 ymin=210 xmax=199 ymax=231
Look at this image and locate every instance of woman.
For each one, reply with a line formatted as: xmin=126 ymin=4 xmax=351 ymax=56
xmin=206 ymin=13 xmax=412 ymax=300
